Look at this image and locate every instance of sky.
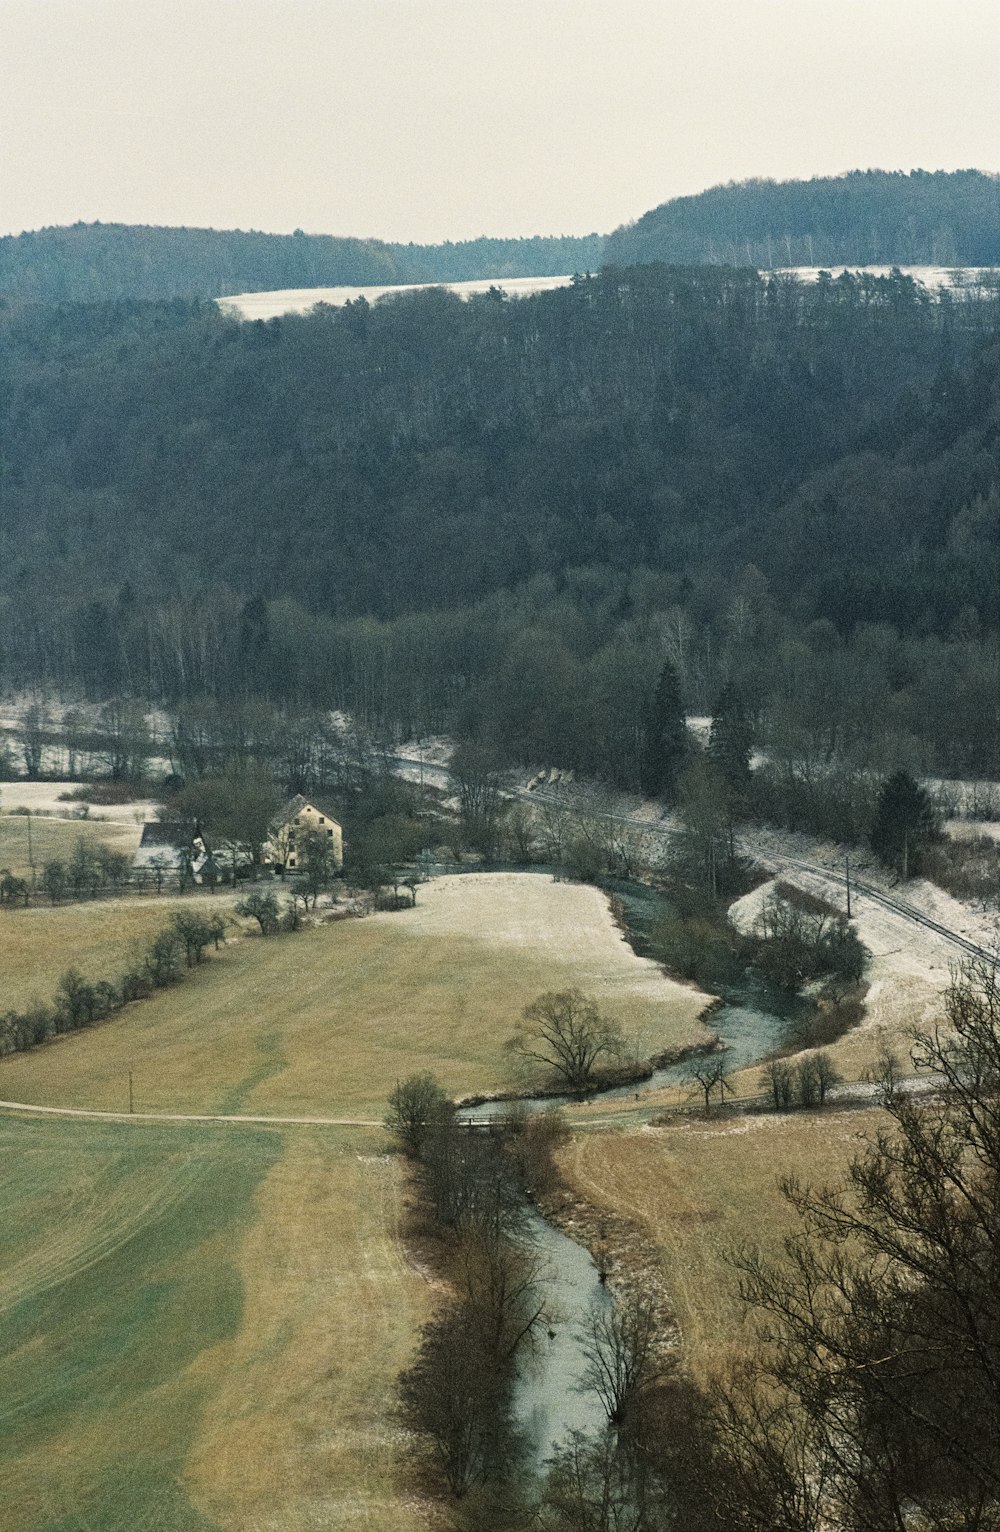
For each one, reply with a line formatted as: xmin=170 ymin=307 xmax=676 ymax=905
xmin=1 ymin=0 xmax=997 ymax=243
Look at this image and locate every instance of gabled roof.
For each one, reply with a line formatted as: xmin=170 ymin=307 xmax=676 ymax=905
xmin=269 ymin=795 xmax=341 ymax=832
xmin=139 ymin=820 xmax=199 ymax=848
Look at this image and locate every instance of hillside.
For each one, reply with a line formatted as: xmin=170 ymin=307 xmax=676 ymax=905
xmin=604 ymin=169 xmax=1000 ymax=269
xmin=1 ymin=265 xmax=997 ymax=778
xmin=0 ymin=222 xmax=605 ymax=303
xmin=2 ymin=172 xmax=996 ymax=304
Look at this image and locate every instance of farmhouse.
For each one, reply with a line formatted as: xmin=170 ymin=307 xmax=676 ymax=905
xmin=132 ymin=820 xmax=213 ymax=885
xmin=265 ymin=795 xmax=343 ymax=873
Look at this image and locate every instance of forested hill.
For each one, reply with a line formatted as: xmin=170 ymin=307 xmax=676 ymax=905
xmin=1 ymin=265 xmax=998 ymax=776
xmin=4 ymin=170 xmax=997 ymax=304
xmin=0 ymin=222 xmax=605 ymax=303
xmin=604 ymin=170 xmax=1000 ymax=270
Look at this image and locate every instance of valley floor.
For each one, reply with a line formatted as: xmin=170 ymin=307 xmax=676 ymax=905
xmin=0 ymin=871 xmax=708 ymax=1530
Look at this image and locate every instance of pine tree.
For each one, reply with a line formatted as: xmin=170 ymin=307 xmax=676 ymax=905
xmin=707 ymin=683 xmax=753 ymax=802
xmin=640 ymin=662 xmax=688 ymax=799
xmin=870 ymin=769 xmax=938 ymax=879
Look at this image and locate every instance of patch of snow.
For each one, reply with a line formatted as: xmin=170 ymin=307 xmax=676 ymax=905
xmin=217 ymin=274 xmax=576 ymax=321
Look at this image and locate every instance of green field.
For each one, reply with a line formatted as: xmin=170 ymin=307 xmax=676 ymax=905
xmin=0 ymin=812 xmax=140 ymax=883
xmin=0 ymin=1113 xmax=437 ymax=1532
xmin=0 ymin=872 xmax=711 ymax=1527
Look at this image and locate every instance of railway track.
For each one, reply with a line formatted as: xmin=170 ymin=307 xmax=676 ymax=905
xmin=392 ymin=755 xmax=996 ymax=965
xmin=781 ymin=856 xmax=996 ymax=963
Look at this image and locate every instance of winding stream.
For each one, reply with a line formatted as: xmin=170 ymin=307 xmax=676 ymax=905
xmin=478 ymin=876 xmax=804 ymax=1473
xmin=515 ymin=1210 xmax=614 ymax=1469
xmin=464 ymin=877 xmax=804 ymax=1121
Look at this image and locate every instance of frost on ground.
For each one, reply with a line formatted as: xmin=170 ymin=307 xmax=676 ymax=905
xmin=0 ymin=781 xmax=160 ymax=823
xmin=733 ymin=825 xmax=1000 ymax=1081
xmin=380 ymin=871 xmax=714 ymax=1040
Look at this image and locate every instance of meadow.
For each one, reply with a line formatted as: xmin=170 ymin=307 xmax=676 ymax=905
xmin=0 ymin=874 xmax=712 ymax=1118
xmin=556 ymin=1107 xmax=881 ymax=1383
xmin=0 ymin=809 xmax=141 ymax=882
xmin=0 ymin=872 xmax=712 ymax=1529
xmin=0 ymin=1113 xmax=437 ymax=1532
xmin=0 ymin=893 xmax=240 ymax=1014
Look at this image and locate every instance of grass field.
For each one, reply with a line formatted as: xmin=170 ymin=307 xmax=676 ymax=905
xmin=0 ymin=872 xmax=711 ymax=1527
xmin=0 ymin=875 xmax=712 ymax=1117
xmin=0 ymin=811 xmax=142 ymax=882
xmin=0 ymin=1113 xmax=439 ymax=1532
xmin=558 ymin=1108 xmax=881 ymax=1383
xmin=0 ymin=894 xmax=243 ymax=1014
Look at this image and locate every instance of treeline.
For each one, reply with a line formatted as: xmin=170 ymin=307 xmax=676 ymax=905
xmin=0 ymin=910 xmax=226 ymax=1058
xmin=3 ymin=171 xmax=997 ymax=305
xmin=392 ymin=960 xmax=1000 ymax=1530
xmin=605 ymin=169 xmax=1000 ymax=269
xmin=1 ymin=265 xmax=997 ymax=780
xmin=0 ymin=222 xmax=604 ymax=303
xmin=386 ymin=1076 xmax=565 ymax=1510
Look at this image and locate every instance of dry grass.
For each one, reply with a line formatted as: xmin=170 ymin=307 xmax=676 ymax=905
xmin=185 ymin=1129 xmax=439 ymax=1531
xmin=0 ymin=893 xmax=241 ymax=1012
xmin=0 ymin=872 xmax=722 ymax=1528
xmin=389 ymin=872 xmax=712 ymax=1053
xmin=0 ymin=810 xmax=141 ymax=880
xmin=558 ymin=1109 xmax=881 ymax=1383
xmin=0 ymin=1114 xmax=439 ymax=1532
xmin=1 ymin=875 xmax=713 ymax=1118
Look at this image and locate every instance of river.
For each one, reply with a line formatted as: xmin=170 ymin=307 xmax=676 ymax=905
xmin=515 ymin=1210 xmax=614 ymax=1469
xmin=480 ymin=876 xmax=803 ymax=1476
xmin=463 ymin=876 xmax=804 ymax=1121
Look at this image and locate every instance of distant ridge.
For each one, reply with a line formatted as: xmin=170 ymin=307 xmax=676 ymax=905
xmin=1 ymin=171 xmax=996 ymax=304
xmin=604 ymin=169 xmax=1000 ymax=270
xmin=0 ymin=222 xmax=604 ymax=304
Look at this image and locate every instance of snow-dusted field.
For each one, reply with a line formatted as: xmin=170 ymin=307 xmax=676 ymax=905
xmin=732 ymin=826 xmax=1000 ymax=1084
xmin=773 ymin=265 xmax=999 ymax=293
xmin=217 ymin=273 xmax=576 ymax=320
xmin=0 ymin=781 xmax=158 ymax=823
xmin=218 ymin=266 xmax=1000 ymax=321
xmin=376 ymin=870 xmax=713 ymax=1046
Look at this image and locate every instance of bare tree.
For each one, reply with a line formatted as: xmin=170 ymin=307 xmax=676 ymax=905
xmin=580 ymin=1290 xmax=668 ymax=1435
xmin=688 ymin=1056 xmax=732 ymax=1116
xmin=17 ymin=700 xmax=49 ymax=777
xmin=505 ymin=989 xmax=625 ymax=1091
xmin=385 ymin=1072 xmax=455 ymax=1159
xmin=762 ymin=1057 xmax=794 ymax=1111
xmin=457 ymin=1233 xmax=550 ymax=1365
xmin=398 ymin=1303 xmax=519 ymax=1499
xmin=449 ymin=741 xmax=510 ymax=855
xmin=798 ymin=1049 xmax=840 ymax=1108
xmin=729 ymin=954 xmax=1000 ymax=1529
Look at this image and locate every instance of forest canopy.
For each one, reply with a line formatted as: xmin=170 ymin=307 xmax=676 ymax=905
xmin=1 ymin=262 xmax=997 ymax=780
xmin=0 ymin=171 xmax=995 ymax=304
xmin=605 ymin=169 xmax=1000 ymax=270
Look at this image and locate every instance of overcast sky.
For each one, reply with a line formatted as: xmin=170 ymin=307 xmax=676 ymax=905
xmin=1 ymin=0 xmax=997 ymax=243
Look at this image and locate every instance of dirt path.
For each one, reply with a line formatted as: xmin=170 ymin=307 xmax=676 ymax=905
xmin=0 ymin=1099 xmax=381 ymax=1127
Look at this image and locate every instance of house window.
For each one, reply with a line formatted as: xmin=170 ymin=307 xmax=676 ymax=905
xmin=289 ymin=857 xmax=296 ymax=867
xmin=319 ymin=817 xmax=325 ymax=824
xmin=327 ymin=828 xmax=333 ymax=837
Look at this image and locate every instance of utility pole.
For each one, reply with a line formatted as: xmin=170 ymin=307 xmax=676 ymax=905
xmin=845 ymin=853 xmax=852 ymax=919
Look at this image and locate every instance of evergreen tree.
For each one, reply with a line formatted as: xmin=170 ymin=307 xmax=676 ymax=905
xmin=640 ymin=662 xmax=688 ymax=799
xmin=870 ymin=769 xmax=938 ymax=878
xmin=707 ymin=682 xmax=753 ymax=802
